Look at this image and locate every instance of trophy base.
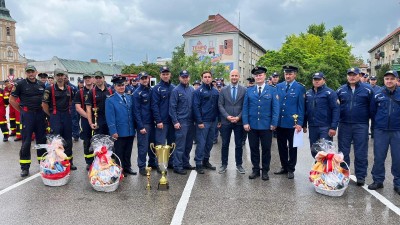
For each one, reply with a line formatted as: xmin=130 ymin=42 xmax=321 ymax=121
xmin=158 ymin=182 xmax=169 ymax=190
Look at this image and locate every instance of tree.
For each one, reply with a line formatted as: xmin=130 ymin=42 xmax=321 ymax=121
xmin=257 ymin=23 xmax=358 ymax=90
xmin=166 ymin=43 xmax=229 ymax=84
xmin=121 ymin=61 xmax=160 ymax=77
xmin=376 ymin=63 xmax=391 ymax=86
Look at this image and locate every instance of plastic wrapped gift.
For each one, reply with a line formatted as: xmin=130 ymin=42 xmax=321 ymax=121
xmin=88 ymin=135 xmax=123 ymax=191
xmin=309 ymin=139 xmax=350 ymax=196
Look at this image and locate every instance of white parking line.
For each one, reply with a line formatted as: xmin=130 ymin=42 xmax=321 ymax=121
xmin=170 ymin=170 xmax=197 ymax=225
xmin=0 ymin=173 xmax=40 ymax=196
xmin=350 ymin=175 xmax=400 ymax=216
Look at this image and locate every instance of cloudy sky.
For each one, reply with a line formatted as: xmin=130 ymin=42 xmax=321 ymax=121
xmin=6 ymin=0 xmax=400 ymax=65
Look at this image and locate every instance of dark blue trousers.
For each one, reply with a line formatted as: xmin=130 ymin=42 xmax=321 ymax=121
xmin=137 ymin=124 xmax=156 ymax=169
xmin=195 ymin=121 xmax=216 ymax=166
xmin=338 ymin=123 xmax=369 ymax=180
xmin=80 ymin=117 xmax=93 ymax=165
xmin=154 ymin=122 xmax=175 ymax=166
xmin=71 ymin=105 xmax=80 ymax=139
xmin=114 ymin=136 xmax=134 ymax=170
xmin=308 ymin=126 xmax=332 ymax=158
xmin=248 ymin=129 xmax=272 ymax=174
xmin=220 ymin=123 xmax=244 ymax=166
xmin=371 ymin=129 xmax=400 ymax=187
xmin=50 ymin=111 xmax=73 ymax=162
xmin=20 ymin=110 xmax=47 ymax=170
xmin=173 ymin=122 xmax=194 ymax=170
xmin=276 ymin=127 xmax=297 ymax=172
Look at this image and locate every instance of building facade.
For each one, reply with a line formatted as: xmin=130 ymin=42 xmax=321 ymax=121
xmin=183 ymin=14 xmax=266 ymax=84
xmin=29 ymin=56 xmax=123 ymax=86
xmin=368 ymin=27 xmax=400 ymax=75
xmin=0 ymin=0 xmax=27 ymax=82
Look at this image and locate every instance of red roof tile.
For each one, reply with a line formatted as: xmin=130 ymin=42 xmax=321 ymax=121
xmin=183 ymin=14 xmax=239 ymax=36
xmin=368 ymin=27 xmax=400 ymax=53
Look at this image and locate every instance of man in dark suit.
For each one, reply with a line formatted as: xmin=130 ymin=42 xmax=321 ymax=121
xmin=105 ymin=75 xmax=136 ymax=176
xmin=243 ymin=66 xmax=280 ymax=180
xmin=218 ymin=69 xmax=246 ymax=174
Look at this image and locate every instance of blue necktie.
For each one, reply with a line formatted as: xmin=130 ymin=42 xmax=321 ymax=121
xmin=121 ymin=95 xmax=127 ymax=104
xmin=232 ymin=86 xmax=236 ymax=101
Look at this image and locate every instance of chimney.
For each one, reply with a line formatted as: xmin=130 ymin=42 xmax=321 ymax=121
xmin=90 ymin=59 xmax=98 ymax=63
xmin=208 ymin=15 xmax=216 ymax=21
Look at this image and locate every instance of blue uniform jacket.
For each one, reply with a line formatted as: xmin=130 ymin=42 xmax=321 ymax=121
xmin=133 ymin=85 xmax=153 ymax=130
xmin=169 ymin=83 xmax=194 ymax=124
xmin=337 ymin=82 xmax=374 ymax=124
xmin=192 ymin=83 xmax=219 ymax=124
xmin=151 ymin=80 xmax=175 ymax=124
xmin=276 ymin=81 xmax=306 ymax=128
xmin=371 ymin=85 xmax=382 ymax=94
xmin=105 ymin=94 xmax=135 ymax=137
xmin=372 ymin=87 xmax=400 ymax=130
xmin=304 ymin=85 xmax=340 ymax=130
xmin=242 ymin=85 xmax=279 ymax=129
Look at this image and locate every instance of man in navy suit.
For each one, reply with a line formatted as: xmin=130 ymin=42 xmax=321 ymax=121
xmin=275 ymin=65 xmax=306 ymax=179
xmin=218 ymin=69 xmax=247 ymax=174
xmin=106 ymin=75 xmax=136 ymax=176
xmin=243 ymin=66 xmax=279 ymax=180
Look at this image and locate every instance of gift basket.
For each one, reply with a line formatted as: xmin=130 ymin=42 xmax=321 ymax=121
xmin=88 ymin=134 xmax=123 ymax=192
xmin=309 ymin=139 xmax=350 ymax=197
xmin=38 ymin=135 xmax=71 ymax=186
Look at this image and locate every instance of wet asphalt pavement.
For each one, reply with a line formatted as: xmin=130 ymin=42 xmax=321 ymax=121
xmin=0 ymin=131 xmax=399 ymax=225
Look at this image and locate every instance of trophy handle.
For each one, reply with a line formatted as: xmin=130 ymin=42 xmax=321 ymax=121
xmin=169 ymin=143 xmax=176 ymax=156
xmin=149 ymin=143 xmax=156 ymax=155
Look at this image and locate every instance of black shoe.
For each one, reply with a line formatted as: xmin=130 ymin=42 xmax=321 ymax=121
xmin=262 ymin=173 xmax=269 ymax=181
xmin=368 ymin=182 xmax=383 ymax=190
xmin=394 ymin=186 xmax=400 ymax=195
xmin=20 ymin=169 xmax=29 ymax=177
xmin=14 ymin=137 xmax=22 ymax=141
xmin=274 ymin=168 xmax=288 ymax=175
xmin=9 ymin=133 xmax=16 ymax=137
xmin=168 ymin=164 xmax=174 ymax=169
xmin=203 ymin=162 xmax=216 ymax=170
xmin=356 ymin=178 xmax=365 ymax=186
xmin=249 ymin=172 xmax=260 ymax=179
xmin=73 ymin=137 xmax=79 ymax=142
xmin=3 ymin=136 xmax=8 ymax=142
xmin=70 ymin=164 xmax=77 ymax=170
xmin=174 ymin=169 xmax=187 ymax=175
xmin=196 ymin=166 xmax=204 ymax=174
xmin=125 ymin=168 xmax=137 ymax=175
xmin=183 ymin=165 xmax=195 ymax=170
xmin=287 ymin=172 xmax=294 ymax=179
xmin=149 ymin=165 xmax=158 ymax=169
xmin=139 ymin=168 xmax=147 ymax=176
xmin=86 ymin=164 xmax=91 ymax=171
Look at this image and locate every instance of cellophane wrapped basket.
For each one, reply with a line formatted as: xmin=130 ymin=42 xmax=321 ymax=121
xmin=38 ymin=135 xmax=71 ymax=186
xmin=309 ymin=139 xmax=350 ymax=197
xmin=88 ymin=134 xmax=123 ymax=192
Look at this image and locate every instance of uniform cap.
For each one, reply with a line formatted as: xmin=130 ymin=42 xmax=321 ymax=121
xmin=94 ymin=71 xmax=104 ymax=77
xmin=312 ymin=72 xmax=325 ymax=79
xmin=54 ymin=68 xmax=67 ymax=76
xmin=139 ymin=71 xmax=149 ymax=79
xmin=283 ymin=65 xmax=298 ymax=73
xmin=347 ymin=67 xmax=360 ymax=75
xmin=25 ymin=65 xmax=37 ymax=71
xmin=111 ymin=75 xmax=126 ymax=84
xmin=38 ymin=73 xmax=48 ymax=78
xmin=193 ymin=80 xmax=201 ymax=85
xmin=160 ymin=66 xmax=170 ymax=73
xmin=179 ymin=70 xmax=190 ymax=77
xmin=384 ymin=70 xmax=399 ymax=78
xmin=251 ymin=66 xmax=267 ymax=75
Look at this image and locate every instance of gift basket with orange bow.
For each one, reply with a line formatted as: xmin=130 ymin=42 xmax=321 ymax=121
xmin=38 ymin=135 xmax=71 ymax=186
xmin=309 ymin=139 xmax=350 ymax=197
xmin=88 ymin=134 xmax=123 ymax=192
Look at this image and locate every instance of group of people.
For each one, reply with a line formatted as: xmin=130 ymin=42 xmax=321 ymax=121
xmin=0 ymin=63 xmax=399 ymax=195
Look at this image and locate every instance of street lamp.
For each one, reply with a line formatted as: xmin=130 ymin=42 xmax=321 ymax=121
xmin=99 ymin=32 xmax=114 ymax=64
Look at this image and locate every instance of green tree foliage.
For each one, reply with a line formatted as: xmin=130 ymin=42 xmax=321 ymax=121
xmin=376 ymin=64 xmax=391 ymax=86
xmin=258 ymin=23 xmax=360 ymax=90
xmin=121 ymin=61 xmax=160 ymax=77
xmin=166 ymin=44 xmax=229 ymax=84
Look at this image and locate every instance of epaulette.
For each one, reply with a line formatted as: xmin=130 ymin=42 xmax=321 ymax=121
xmin=268 ymin=84 xmax=276 ymax=88
xmin=107 ymin=94 xmax=114 ymax=98
xmin=298 ymin=82 xmax=305 ymax=87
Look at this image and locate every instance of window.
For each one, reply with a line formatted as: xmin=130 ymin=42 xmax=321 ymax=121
xmin=9 ymin=68 xmax=14 ymax=75
xmin=6 ymin=27 xmax=10 ymax=36
xmin=7 ymin=50 xmax=13 ymax=57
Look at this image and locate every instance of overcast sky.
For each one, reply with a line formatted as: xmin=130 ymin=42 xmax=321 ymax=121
xmin=7 ymin=0 xmax=400 ymax=65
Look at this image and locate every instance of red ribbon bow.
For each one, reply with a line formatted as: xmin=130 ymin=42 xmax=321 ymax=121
xmin=324 ymin=153 xmax=335 ymax=173
xmin=96 ymin=146 xmax=109 ymax=165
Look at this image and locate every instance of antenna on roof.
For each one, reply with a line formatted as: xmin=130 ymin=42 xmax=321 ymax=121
xmin=238 ymin=11 xmax=240 ymax=30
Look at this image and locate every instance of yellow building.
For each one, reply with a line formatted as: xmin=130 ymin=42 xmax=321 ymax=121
xmin=0 ymin=0 xmax=26 ymax=82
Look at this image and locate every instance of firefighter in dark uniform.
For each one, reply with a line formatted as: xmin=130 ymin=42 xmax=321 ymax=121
xmin=74 ymin=73 xmax=94 ymax=170
xmin=106 ymin=75 xmax=136 ymax=176
xmin=42 ymin=69 xmax=77 ymax=170
xmin=9 ymin=65 xmax=47 ymax=177
xmin=0 ymin=86 xmax=9 ymax=141
xmin=133 ymin=72 xmax=157 ymax=176
xmin=86 ymin=71 xmax=113 ymax=135
xmin=275 ymin=65 xmax=306 ymax=179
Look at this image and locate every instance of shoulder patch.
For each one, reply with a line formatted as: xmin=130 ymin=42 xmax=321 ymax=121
xmin=43 ymin=92 xmax=49 ymax=100
xmin=107 ymin=94 xmax=114 ymax=98
xmin=12 ymin=85 xmax=16 ymax=92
